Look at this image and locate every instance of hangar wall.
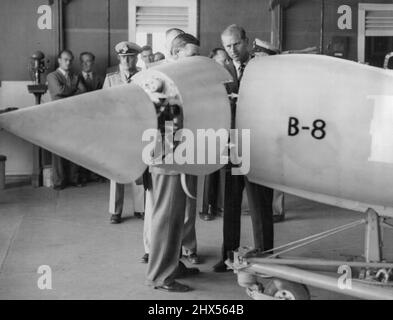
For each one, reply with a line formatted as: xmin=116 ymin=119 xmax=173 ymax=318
xmin=199 ymin=0 xmax=272 ymax=56
xmin=283 ymin=0 xmax=393 ymax=61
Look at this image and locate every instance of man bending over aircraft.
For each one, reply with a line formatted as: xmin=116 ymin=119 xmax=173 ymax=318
xmin=146 ymin=33 xmax=202 ymax=293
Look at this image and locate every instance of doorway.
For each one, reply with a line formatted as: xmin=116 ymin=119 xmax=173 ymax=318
xmin=358 ymin=3 xmax=393 ymax=67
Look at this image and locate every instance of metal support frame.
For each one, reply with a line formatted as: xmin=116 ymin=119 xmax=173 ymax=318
xmin=365 ymin=208 xmax=382 ymax=263
xmin=230 ymin=208 xmax=393 ymax=300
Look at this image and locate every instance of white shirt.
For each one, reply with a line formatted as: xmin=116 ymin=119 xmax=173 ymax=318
xmin=57 ymin=67 xmax=69 ymax=78
xmin=82 ymin=71 xmax=93 ymax=80
xmin=232 ymin=55 xmax=251 ymax=79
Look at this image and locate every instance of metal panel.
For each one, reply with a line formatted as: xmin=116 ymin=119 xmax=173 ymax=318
xmin=237 ymin=54 xmax=393 ymax=216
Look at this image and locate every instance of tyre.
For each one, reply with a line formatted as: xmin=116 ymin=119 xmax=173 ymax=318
xmin=264 ymin=278 xmax=311 ymax=300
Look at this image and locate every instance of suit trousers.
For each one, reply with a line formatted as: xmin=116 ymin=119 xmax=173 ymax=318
xmin=273 ymin=190 xmax=285 ymax=216
xmin=146 ymin=173 xmax=196 ymax=286
xmin=109 ymin=180 xmax=144 ymax=215
xmin=201 ymin=168 xmax=226 ymax=214
xmin=52 ymin=153 xmax=79 ymax=187
xmin=143 ymin=175 xmax=197 ymax=256
xmin=222 ymin=166 xmax=274 ymax=260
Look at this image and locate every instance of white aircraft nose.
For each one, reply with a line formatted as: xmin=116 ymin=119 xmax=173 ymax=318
xmin=0 ymin=83 xmax=157 ymax=183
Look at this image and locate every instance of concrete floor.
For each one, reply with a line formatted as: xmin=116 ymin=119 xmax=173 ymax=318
xmin=0 ymin=182 xmax=392 ymax=300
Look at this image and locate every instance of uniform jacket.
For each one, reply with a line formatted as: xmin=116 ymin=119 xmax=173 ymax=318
xmin=47 ymin=69 xmax=86 ymax=101
xmin=103 ymin=68 xmax=140 ymax=88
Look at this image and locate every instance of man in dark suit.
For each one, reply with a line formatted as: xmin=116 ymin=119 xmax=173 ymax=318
xmin=78 ymin=51 xmax=105 ymax=183
xmin=47 ymin=49 xmax=86 ymax=190
xmin=79 ymin=52 xmax=104 ymax=92
xmin=213 ymin=25 xmax=274 ymax=272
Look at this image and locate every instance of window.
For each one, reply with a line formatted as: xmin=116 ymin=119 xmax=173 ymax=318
xmin=128 ymin=0 xmax=198 ymax=54
xmin=358 ymin=3 xmax=393 ymax=63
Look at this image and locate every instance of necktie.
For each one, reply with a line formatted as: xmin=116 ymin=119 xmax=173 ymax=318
xmin=85 ymin=73 xmax=92 ymax=90
xmin=64 ymin=72 xmax=71 ymax=86
xmin=238 ymin=63 xmax=246 ymax=82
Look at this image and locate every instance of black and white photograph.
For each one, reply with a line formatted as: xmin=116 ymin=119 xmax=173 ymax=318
xmin=1 ymin=0 xmax=393 ymax=306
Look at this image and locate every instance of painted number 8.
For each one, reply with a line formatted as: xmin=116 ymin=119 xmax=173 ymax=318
xmin=312 ymin=120 xmax=326 ymax=140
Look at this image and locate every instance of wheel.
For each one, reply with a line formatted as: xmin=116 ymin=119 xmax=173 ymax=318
xmin=264 ymin=278 xmax=311 ymax=300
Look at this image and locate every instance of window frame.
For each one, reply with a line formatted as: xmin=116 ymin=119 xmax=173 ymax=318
xmin=358 ymin=3 xmax=393 ymax=63
xmin=128 ymin=0 xmax=198 ymax=42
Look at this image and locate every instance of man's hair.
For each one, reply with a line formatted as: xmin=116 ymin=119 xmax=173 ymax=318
xmin=165 ymin=28 xmax=185 ymax=37
xmin=154 ymin=52 xmax=165 ymax=60
xmin=79 ymin=51 xmax=95 ymax=61
xmin=209 ymin=48 xmax=226 ymax=59
xmin=171 ymin=33 xmax=200 ymax=55
xmin=58 ymin=49 xmax=74 ymax=60
xmin=221 ymin=24 xmax=247 ymax=40
xmin=141 ymin=45 xmax=152 ymax=52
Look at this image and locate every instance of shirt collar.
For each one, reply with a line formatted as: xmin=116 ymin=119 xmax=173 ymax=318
xmin=232 ymin=54 xmax=251 ymax=78
xmin=119 ymin=66 xmax=137 ymax=81
xmin=82 ymin=71 xmax=93 ymax=79
xmin=57 ymin=67 xmax=69 ymax=77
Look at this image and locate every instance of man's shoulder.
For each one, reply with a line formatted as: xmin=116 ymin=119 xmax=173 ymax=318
xmin=105 ymin=71 xmax=120 ymax=78
xmin=47 ymin=69 xmax=60 ymax=79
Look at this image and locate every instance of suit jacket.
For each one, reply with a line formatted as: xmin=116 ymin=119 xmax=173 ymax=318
xmin=79 ymin=72 xmax=104 ymax=92
xmin=224 ymin=61 xmax=241 ymax=95
xmin=225 ymin=61 xmax=244 ymax=129
xmin=47 ymin=69 xmax=86 ymax=101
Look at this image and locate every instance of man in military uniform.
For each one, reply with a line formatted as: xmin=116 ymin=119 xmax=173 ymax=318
xmin=47 ymin=49 xmax=87 ymax=190
xmin=103 ymin=41 xmax=145 ymax=224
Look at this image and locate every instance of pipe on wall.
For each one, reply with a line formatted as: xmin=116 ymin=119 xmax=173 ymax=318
xmin=320 ymin=0 xmax=325 ymax=54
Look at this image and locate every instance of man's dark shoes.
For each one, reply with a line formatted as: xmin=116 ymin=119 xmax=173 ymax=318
xmin=70 ymin=182 xmax=85 ymax=188
xmin=140 ymin=253 xmax=149 ymax=264
xmin=199 ymin=211 xmax=215 ymax=221
xmin=110 ymin=214 xmax=122 ymax=224
xmin=273 ymin=214 xmax=285 ymax=223
xmin=154 ymin=281 xmax=191 ymax=292
xmin=213 ymin=260 xmax=230 ymax=273
xmin=174 ymin=261 xmax=200 ymax=279
xmin=134 ymin=212 xmax=144 ymax=219
xmin=185 ymin=253 xmax=200 ymax=264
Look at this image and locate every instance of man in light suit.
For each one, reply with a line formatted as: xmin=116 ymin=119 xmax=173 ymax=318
xmin=103 ymin=41 xmax=145 ymax=224
xmin=141 ymin=29 xmax=200 ymax=266
xmin=47 ymin=49 xmax=86 ymax=190
xmin=213 ymin=25 xmax=274 ymax=273
xmin=146 ymin=33 xmax=201 ymax=293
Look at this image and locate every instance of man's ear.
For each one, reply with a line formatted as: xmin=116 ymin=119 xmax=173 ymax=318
xmin=171 ymin=48 xmax=179 ymax=60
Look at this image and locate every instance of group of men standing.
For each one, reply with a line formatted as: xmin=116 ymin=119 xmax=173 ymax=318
xmin=46 ymin=24 xmax=285 ymax=293
xmin=47 ymin=51 xmax=104 ymax=190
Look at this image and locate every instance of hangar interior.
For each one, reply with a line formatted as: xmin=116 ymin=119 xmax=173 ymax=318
xmin=1 ymin=0 xmax=393 ymax=300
